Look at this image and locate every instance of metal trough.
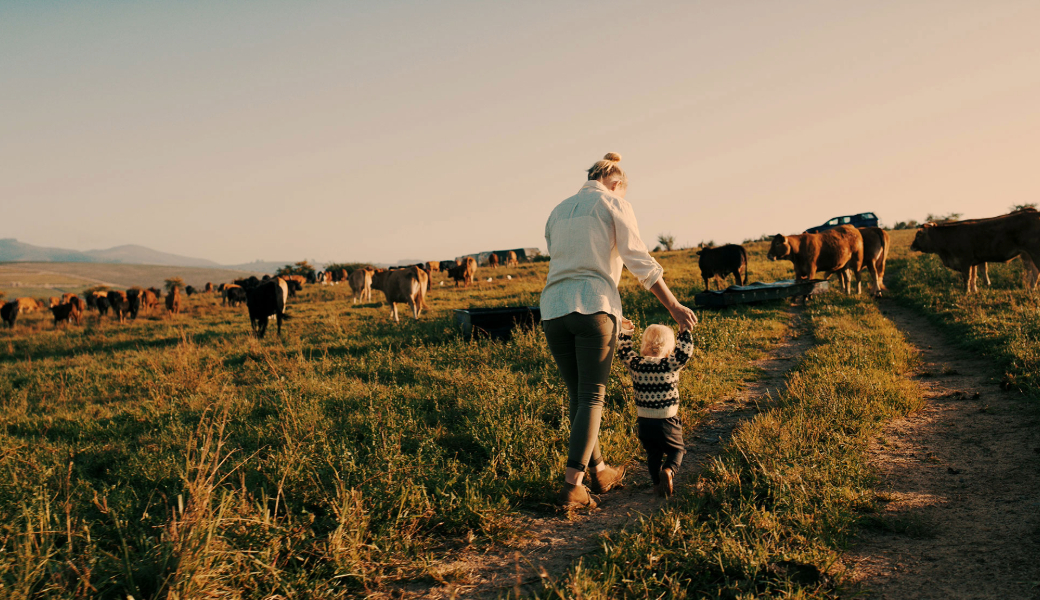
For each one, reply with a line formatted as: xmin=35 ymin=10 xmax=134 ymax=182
xmin=694 ymin=279 xmax=830 ymax=308
xmin=454 ymin=306 xmax=542 ymax=341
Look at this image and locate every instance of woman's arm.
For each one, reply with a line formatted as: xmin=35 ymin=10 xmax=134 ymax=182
xmin=649 ymin=278 xmax=698 ymax=330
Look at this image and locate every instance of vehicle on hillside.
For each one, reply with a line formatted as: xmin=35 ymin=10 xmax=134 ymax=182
xmin=804 ymin=212 xmax=879 ymax=233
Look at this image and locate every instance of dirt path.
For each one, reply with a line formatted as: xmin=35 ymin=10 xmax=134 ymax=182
xmin=845 ymin=303 xmax=1040 ymax=599
xmin=398 ymin=308 xmax=814 ymax=599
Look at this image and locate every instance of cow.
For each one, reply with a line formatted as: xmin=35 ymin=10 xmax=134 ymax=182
xmin=126 ymin=289 xmax=143 ymax=319
xmin=697 ymin=244 xmax=748 ymax=290
xmin=911 ymin=209 xmax=1040 ymax=293
xmin=280 ymin=275 xmax=306 ymax=297
xmin=852 ymin=227 xmax=890 ymax=296
xmin=205 ymin=282 xmax=214 ymax=293
xmin=51 ymin=302 xmax=81 ymax=326
xmin=370 ymin=265 xmax=429 ymax=323
xmin=95 ymin=295 xmax=110 ymax=317
xmin=427 ymin=261 xmax=441 ymax=273
xmin=141 ymin=289 xmax=160 ymax=312
xmin=166 ymin=286 xmax=181 ymax=315
xmin=1 ymin=301 xmax=18 ymax=328
xmin=49 ymin=297 xmax=61 ymax=308
xmin=439 ymin=260 xmax=458 ymax=272
xmin=223 ymin=284 xmax=247 ymax=307
xmin=505 ymin=250 xmax=519 ymax=268
xmin=15 ymin=297 xmax=41 ymax=314
xmin=488 ymin=253 xmax=500 ymax=269
xmin=61 ymin=292 xmax=76 ymax=305
xmin=107 ymin=291 xmax=131 ymax=323
xmin=306 ymin=271 xmax=317 ymax=284
xmin=349 ymin=267 xmax=375 ymax=303
xmin=185 ymin=285 xmax=196 ymax=296
xmin=245 ymin=278 xmax=291 ymax=339
xmin=447 ymin=256 xmax=478 ymax=287
xmin=69 ymin=296 xmax=86 ymax=315
xmin=235 ymin=276 xmax=261 ymax=289
xmin=768 ymin=225 xmax=864 ymax=294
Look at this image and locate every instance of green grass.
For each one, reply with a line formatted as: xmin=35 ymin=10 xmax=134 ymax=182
xmin=888 ymin=251 xmax=1040 ymax=394
xmin=0 ymin=249 xmax=806 ymax=599
xmin=537 ymin=294 xmax=922 ymax=599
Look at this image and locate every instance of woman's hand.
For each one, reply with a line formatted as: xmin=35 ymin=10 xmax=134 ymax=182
xmin=669 ymin=303 xmax=698 ymax=331
xmin=621 ymin=317 xmax=633 ymax=330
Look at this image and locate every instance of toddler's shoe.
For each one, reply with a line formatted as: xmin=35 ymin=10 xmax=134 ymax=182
xmin=657 ymin=468 xmax=674 ymax=498
xmin=588 ymin=463 xmax=626 ymax=494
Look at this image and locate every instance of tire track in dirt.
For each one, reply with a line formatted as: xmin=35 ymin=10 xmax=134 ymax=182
xmin=395 ymin=307 xmax=814 ymax=599
xmin=844 ymin=303 xmax=1040 ymax=599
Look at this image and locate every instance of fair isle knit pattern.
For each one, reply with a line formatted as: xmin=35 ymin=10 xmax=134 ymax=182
xmin=617 ymin=327 xmax=695 ymax=419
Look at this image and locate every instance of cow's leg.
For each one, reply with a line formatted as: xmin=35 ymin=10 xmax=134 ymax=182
xmin=702 ymin=276 xmax=710 ymax=291
xmin=390 ymin=302 xmax=399 ymax=323
xmin=1022 ymin=253 xmax=1040 ymax=289
xmin=963 ymin=267 xmax=975 ymax=293
xmin=979 ymin=263 xmax=991 ymax=286
xmin=276 ymin=313 xmax=283 ymax=336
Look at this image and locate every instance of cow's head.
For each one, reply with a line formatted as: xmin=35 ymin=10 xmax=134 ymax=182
xmin=766 ymin=234 xmax=789 ymax=261
xmin=910 ymin=223 xmax=936 ymax=253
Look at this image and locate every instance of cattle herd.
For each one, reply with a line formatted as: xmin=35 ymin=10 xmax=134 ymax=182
xmin=0 ymin=210 xmax=1035 ymax=337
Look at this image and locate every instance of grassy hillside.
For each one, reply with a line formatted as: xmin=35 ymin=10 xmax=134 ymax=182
xmin=0 ymin=262 xmax=268 ymax=299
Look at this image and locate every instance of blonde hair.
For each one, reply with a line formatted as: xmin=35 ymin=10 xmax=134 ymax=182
xmin=587 ymin=152 xmax=627 ymax=188
xmin=640 ymin=324 xmax=676 ymax=358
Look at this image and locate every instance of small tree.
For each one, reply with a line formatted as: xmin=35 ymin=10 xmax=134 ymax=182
xmin=892 ymin=220 xmax=919 ymax=230
xmin=276 ymin=260 xmax=316 ymax=279
xmin=657 ymin=234 xmax=675 ymax=251
xmin=1011 ymin=203 xmax=1037 ymax=212
xmin=165 ymin=277 xmax=184 ymax=294
xmin=925 ymin=212 xmax=962 ymax=224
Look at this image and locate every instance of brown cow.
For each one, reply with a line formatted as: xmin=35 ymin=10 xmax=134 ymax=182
xmin=61 ymin=292 xmax=76 ymax=305
xmin=166 ymin=286 xmax=181 ymax=314
xmin=767 ymin=225 xmax=864 ymax=293
xmin=15 ymin=297 xmax=40 ymax=313
xmin=832 ymin=227 xmax=889 ymax=296
xmin=505 ymin=250 xmax=519 ymax=268
xmin=349 ymin=267 xmax=375 ymax=303
xmin=427 ymin=261 xmax=441 ymax=273
xmin=107 ymin=291 xmax=131 ymax=323
xmin=49 ymin=297 xmax=60 ymax=308
xmin=204 ymin=282 xmax=214 ymax=293
xmin=488 ymin=253 xmax=499 ymax=269
xmin=140 ymin=289 xmax=159 ymax=312
xmin=370 ymin=266 xmax=429 ymax=322
xmin=911 ymin=209 xmax=1040 ymax=293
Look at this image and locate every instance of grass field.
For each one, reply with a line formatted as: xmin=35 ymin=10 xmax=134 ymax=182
xmin=0 ymin=263 xmax=268 ymax=300
xmin=2 ymin=234 xmax=1031 ymax=599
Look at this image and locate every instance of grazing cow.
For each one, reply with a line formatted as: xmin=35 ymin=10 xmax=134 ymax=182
xmin=447 ymin=256 xmax=478 ymax=287
xmin=427 ymin=261 xmax=440 ymax=273
xmin=488 ymin=253 xmax=500 ymax=269
xmin=245 ymin=278 xmax=291 ymax=339
xmin=306 ymin=271 xmax=317 ymax=284
xmin=505 ymin=251 xmax=519 ymax=268
xmin=280 ymin=275 xmax=306 ymax=297
xmin=1 ymin=301 xmax=18 ymax=328
xmin=349 ymin=267 xmax=375 ymax=303
xmin=217 ymin=283 xmax=227 ymax=292
xmin=205 ymin=282 xmax=214 ymax=293
xmin=48 ymin=297 xmax=60 ymax=308
xmin=61 ymin=292 xmax=76 ymax=305
xmin=51 ymin=302 xmax=81 ymax=326
xmin=223 ymin=284 xmax=247 ymax=307
xmin=768 ymin=225 xmax=864 ymax=293
xmin=95 ymin=295 xmax=110 ymax=316
xmin=15 ymin=297 xmax=41 ymax=314
xmin=911 ymin=209 xmax=1040 ymax=293
xmin=107 ymin=291 xmax=132 ymax=323
xmin=370 ymin=265 xmax=429 ymax=323
xmin=439 ymin=260 xmax=458 ymax=272
xmin=69 ymin=296 xmax=86 ymax=315
xmin=697 ymin=244 xmax=748 ymax=290
xmin=166 ymin=286 xmax=181 ymax=314
xmin=185 ymin=286 xmax=196 ymax=296
xmin=141 ymin=289 xmax=160 ymax=312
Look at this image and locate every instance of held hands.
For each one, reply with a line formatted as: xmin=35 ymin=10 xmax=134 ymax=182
xmin=669 ymin=303 xmax=698 ymax=332
xmin=620 ymin=317 xmax=635 ymax=333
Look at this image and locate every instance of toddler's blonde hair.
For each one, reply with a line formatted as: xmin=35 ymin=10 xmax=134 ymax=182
xmin=640 ymin=324 xmax=676 ymax=358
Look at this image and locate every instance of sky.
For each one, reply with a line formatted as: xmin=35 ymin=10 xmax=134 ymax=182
xmin=2 ymin=1 xmax=1038 ymax=265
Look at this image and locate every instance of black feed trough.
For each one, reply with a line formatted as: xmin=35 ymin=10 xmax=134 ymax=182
xmin=454 ymin=306 xmax=541 ymax=341
xmin=694 ymin=279 xmax=830 ymax=308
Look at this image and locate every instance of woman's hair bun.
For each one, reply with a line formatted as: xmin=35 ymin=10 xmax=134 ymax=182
xmin=603 ymin=152 xmax=621 ymax=162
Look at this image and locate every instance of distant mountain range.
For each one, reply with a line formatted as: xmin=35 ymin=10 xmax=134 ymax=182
xmin=0 ymin=238 xmax=293 ymax=273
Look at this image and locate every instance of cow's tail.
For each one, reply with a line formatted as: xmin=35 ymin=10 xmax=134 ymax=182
xmin=418 ymin=273 xmax=430 ymax=310
xmin=872 ymin=228 xmax=889 ymax=290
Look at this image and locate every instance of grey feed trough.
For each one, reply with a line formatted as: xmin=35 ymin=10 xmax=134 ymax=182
xmin=454 ymin=306 xmax=542 ymax=341
xmin=694 ymin=279 xmax=830 ymax=308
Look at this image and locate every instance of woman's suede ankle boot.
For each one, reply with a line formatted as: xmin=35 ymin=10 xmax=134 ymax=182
xmin=588 ymin=464 xmax=626 ymax=494
xmin=557 ymin=483 xmax=597 ymax=509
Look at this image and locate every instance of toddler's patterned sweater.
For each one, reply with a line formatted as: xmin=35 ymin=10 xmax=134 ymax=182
xmin=617 ymin=325 xmax=695 ymax=419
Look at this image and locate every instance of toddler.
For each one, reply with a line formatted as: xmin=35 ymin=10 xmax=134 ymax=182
xmin=617 ymin=318 xmax=694 ymax=497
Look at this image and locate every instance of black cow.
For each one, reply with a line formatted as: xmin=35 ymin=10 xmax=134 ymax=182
xmin=185 ymin=285 xmax=196 ymax=296
xmin=245 ymin=278 xmax=291 ymax=339
xmin=439 ymin=260 xmax=458 ymax=272
xmin=107 ymin=291 xmax=131 ymax=323
xmin=1 ymin=301 xmax=17 ymax=328
xmin=697 ymin=244 xmax=749 ymax=290
xmin=125 ymin=289 xmax=143 ymax=319
xmin=95 ymin=296 xmax=110 ymax=316
xmin=235 ymin=276 xmax=262 ymax=289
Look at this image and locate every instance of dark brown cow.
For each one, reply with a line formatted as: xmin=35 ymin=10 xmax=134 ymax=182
xmin=447 ymin=256 xmax=478 ymax=288
xmin=911 ymin=208 xmax=1040 ymax=293
xmin=488 ymin=253 xmax=500 ymax=269
xmin=51 ymin=302 xmax=82 ymax=326
xmin=349 ymin=267 xmax=375 ymax=303
xmin=205 ymin=282 xmax=214 ymax=293
xmin=107 ymin=291 xmax=131 ymax=323
xmin=140 ymin=289 xmax=160 ymax=312
xmin=370 ymin=266 xmax=429 ymax=322
xmin=1 ymin=301 xmax=18 ymax=328
xmin=222 ymin=284 xmax=246 ymax=307
xmin=697 ymin=244 xmax=748 ymax=290
xmin=166 ymin=286 xmax=182 ymax=314
xmin=767 ymin=225 xmax=864 ymax=293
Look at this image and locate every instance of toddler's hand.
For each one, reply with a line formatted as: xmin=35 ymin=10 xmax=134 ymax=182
xmin=621 ymin=317 xmax=633 ymax=329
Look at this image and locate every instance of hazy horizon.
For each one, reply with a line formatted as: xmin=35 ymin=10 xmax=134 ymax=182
xmin=3 ymin=1 xmax=1037 ymax=265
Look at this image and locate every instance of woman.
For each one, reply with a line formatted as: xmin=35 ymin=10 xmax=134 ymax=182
xmin=541 ymin=152 xmax=698 ymax=509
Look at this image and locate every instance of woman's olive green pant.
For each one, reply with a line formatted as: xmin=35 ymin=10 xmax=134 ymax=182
xmin=542 ymin=311 xmax=617 ymax=472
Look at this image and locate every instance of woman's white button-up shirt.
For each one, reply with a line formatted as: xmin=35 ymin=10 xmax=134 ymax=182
xmin=540 ymin=180 xmax=664 ymax=324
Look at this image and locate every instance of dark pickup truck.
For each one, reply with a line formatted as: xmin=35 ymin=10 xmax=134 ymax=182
xmin=804 ymin=212 xmax=879 ymax=233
